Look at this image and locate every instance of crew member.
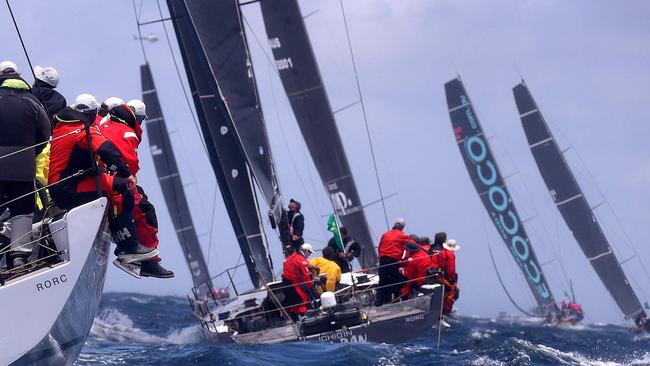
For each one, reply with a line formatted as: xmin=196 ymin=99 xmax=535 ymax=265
xmin=399 ymin=242 xmax=431 ymax=299
xmin=48 ymin=94 xmax=156 ymax=267
xmin=327 ymin=226 xmax=361 ymax=273
xmin=100 ymin=100 xmax=173 ymax=278
xmin=287 ymin=199 xmax=304 ymax=250
xmin=309 ymin=246 xmax=341 ymax=293
xmin=375 ymin=218 xmax=413 ymax=306
xmin=431 ymin=235 xmax=459 ymax=314
xmin=31 ymin=65 xmax=66 ymax=123
xmin=0 ymin=61 xmax=51 ymax=268
xmin=94 ymin=96 xmax=125 ymax=126
xmin=281 ymin=243 xmax=314 ymax=320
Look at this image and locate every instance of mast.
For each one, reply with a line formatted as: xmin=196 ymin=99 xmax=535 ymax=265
xmin=445 ymin=77 xmax=559 ymax=315
xmin=259 ymin=0 xmax=378 ymax=268
xmin=167 ymin=0 xmax=273 ymax=288
xmin=513 ymin=81 xmax=648 ymax=325
xmin=141 ymin=62 xmax=213 ymax=296
xmin=180 ymin=0 xmax=285 ymax=222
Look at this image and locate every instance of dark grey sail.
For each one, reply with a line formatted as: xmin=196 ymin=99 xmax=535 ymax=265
xmin=141 ymin=62 xmax=213 ymax=296
xmin=445 ymin=77 xmax=558 ymax=314
xmin=181 ymin=0 xmax=283 ymax=220
xmin=259 ymin=0 xmax=378 ymax=268
xmin=513 ymin=82 xmax=648 ymax=326
xmin=167 ymin=0 xmax=273 ymax=288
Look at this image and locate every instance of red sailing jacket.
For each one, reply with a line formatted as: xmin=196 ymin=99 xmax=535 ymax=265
xmin=282 ymin=252 xmax=313 ymax=289
xmin=49 ymin=107 xmax=130 ymax=187
xmin=378 ymin=229 xmax=412 ymax=260
xmin=403 ymin=249 xmax=431 ymax=288
xmin=100 ymin=121 xmax=141 ymax=176
xmin=431 ymin=249 xmax=457 ymax=283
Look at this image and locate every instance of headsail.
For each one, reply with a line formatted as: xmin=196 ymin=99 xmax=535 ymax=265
xmin=259 ymin=0 xmax=378 ymax=268
xmin=181 ymin=0 xmax=283 ymax=219
xmin=167 ymin=0 xmax=273 ymax=288
xmin=141 ymin=62 xmax=213 ymax=296
xmin=513 ymin=81 xmax=647 ymax=324
xmin=445 ymin=77 xmax=558 ymax=315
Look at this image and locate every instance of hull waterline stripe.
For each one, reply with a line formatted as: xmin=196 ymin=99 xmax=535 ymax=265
xmin=530 ymin=137 xmax=553 ymax=148
xmin=520 ymin=108 xmax=539 ymax=118
xmin=555 ymin=193 xmax=583 ymax=207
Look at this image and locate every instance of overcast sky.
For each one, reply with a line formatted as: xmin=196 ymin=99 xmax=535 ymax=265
xmin=1 ymin=0 xmax=648 ymax=326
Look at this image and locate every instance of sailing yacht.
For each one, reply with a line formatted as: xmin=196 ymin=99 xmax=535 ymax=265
xmin=444 ymin=77 xmax=582 ymax=325
xmin=513 ymin=81 xmax=649 ymax=331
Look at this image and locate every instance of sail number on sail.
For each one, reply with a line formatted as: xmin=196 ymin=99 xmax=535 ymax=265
xmin=269 ymin=37 xmax=294 ymax=71
xmin=455 ymin=95 xmax=551 ymax=301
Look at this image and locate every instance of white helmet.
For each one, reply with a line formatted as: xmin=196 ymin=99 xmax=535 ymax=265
xmin=127 ymin=99 xmax=147 ymax=118
xmin=0 ymin=60 xmax=18 ymax=74
xmin=34 ymin=65 xmax=60 ymax=87
xmin=299 ymin=243 xmax=314 ymax=256
xmin=103 ymin=96 xmax=125 ymax=110
xmin=73 ymin=93 xmax=100 ymax=112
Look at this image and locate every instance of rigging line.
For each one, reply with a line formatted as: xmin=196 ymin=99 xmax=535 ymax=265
xmin=338 ymin=0 xmax=389 ymax=229
xmin=131 ymin=0 xmax=148 ymax=63
xmin=242 ymin=14 xmax=329 ymax=240
xmin=205 ymin=184 xmax=219 ymax=268
xmin=155 ymin=0 xmax=209 ymax=156
xmin=5 ymin=0 xmax=36 ymax=82
xmin=487 ymin=240 xmax=542 ymax=318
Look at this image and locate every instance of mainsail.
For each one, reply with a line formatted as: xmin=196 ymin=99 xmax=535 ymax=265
xmin=259 ymin=0 xmax=378 ymax=268
xmin=181 ymin=0 xmax=283 ymax=220
xmin=141 ymin=62 xmax=213 ymax=295
xmin=513 ymin=81 xmax=647 ymax=325
xmin=167 ymin=0 xmax=273 ymax=288
xmin=445 ymin=77 xmax=558 ymax=314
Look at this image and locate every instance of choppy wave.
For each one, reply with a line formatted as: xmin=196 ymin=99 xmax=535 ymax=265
xmin=76 ymin=293 xmax=650 ymax=366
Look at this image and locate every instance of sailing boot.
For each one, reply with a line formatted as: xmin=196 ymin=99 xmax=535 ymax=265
xmin=140 ymin=258 xmax=174 ymax=278
xmin=8 ymin=214 xmax=34 ymax=269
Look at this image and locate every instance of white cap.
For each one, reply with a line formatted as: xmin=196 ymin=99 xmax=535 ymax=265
xmin=0 ymin=60 xmax=18 ymax=74
xmin=443 ymin=239 xmax=460 ymax=252
xmin=299 ymin=243 xmax=314 ymax=254
xmin=394 ymin=218 xmax=406 ymax=227
xmin=103 ymin=97 xmax=125 ymax=110
xmin=34 ymin=65 xmax=60 ymax=87
xmin=127 ymin=99 xmax=147 ymax=118
xmin=73 ymin=93 xmax=100 ymax=112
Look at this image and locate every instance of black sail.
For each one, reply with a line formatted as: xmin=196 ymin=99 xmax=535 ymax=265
xmin=259 ymin=0 xmax=378 ymax=268
xmin=445 ymin=78 xmax=558 ymax=314
xmin=167 ymin=0 xmax=273 ymax=288
xmin=141 ymin=62 xmax=213 ymax=296
xmin=182 ymin=0 xmax=282 ymax=216
xmin=513 ymin=82 xmax=647 ymax=323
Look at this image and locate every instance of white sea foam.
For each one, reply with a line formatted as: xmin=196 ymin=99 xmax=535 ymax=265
xmin=469 ymin=328 xmax=497 ymax=340
xmin=470 ymin=355 xmax=506 ymax=366
xmin=513 ymin=337 xmax=623 ymax=366
xmin=90 ymin=308 xmax=203 ymax=345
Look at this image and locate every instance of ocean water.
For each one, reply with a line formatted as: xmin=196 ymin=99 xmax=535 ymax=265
xmin=77 ymin=293 xmax=650 ymax=365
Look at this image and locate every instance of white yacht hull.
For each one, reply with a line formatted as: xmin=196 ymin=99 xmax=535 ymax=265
xmin=0 ymin=198 xmax=110 ymax=366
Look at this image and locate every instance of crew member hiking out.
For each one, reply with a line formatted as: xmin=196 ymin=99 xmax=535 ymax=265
xmin=430 ymin=232 xmax=460 ymax=314
xmin=375 ymin=218 xmax=413 ymax=306
xmin=399 ymin=242 xmax=431 ymax=299
xmin=287 ymin=198 xmax=304 ymax=251
xmin=327 ymin=226 xmax=361 ymax=273
xmin=99 ymin=99 xmax=173 ymax=278
xmin=309 ymin=246 xmax=341 ymax=293
xmin=0 ymin=61 xmax=51 ymax=269
xmin=48 ymin=94 xmax=157 ymax=273
xmin=94 ymin=96 xmax=125 ymax=127
xmin=31 ymin=65 xmax=66 ymax=124
xmin=281 ymin=243 xmax=315 ymax=320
